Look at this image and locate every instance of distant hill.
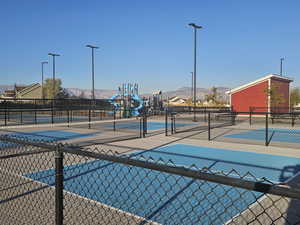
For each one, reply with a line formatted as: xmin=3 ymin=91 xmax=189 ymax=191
xmin=66 ymin=88 xmax=117 ymax=99
xmin=0 ymin=84 xmax=230 ymax=100
xmin=160 ymin=87 xmax=230 ymax=100
xmin=66 ymin=86 xmax=230 ymax=101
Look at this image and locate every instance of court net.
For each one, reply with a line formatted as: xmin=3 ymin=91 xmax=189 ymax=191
xmin=0 ymin=117 xmax=144 ymax=147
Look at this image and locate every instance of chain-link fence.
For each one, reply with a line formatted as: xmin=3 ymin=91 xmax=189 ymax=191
xmin=169 ymin=110 xmax=300 ymax=149
xmin=1 ymin=135 xmax=300 ymax=225
xmin=0 ymin=98 xmax=144 ymax=127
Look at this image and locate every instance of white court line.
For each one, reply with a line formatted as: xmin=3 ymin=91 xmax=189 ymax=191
xmin=0 ymin=117 xmax=140 ymax=130
xmin=0 ymin=166 xmax=161 ymax=225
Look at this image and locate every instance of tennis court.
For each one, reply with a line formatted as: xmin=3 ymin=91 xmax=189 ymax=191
xmin=0 ymin=118 xmax=147 ymax=149
xmin=109 ymin=121 xmax=193 ymax=131
xmin=1 ymin=130 xmax=97 ymax=142
xmin=1 ymin=113 xmax=92 ymax=125
xmin=24 ymin=144 xmax=300 ymax=225
xmin=0 ymin=118 xmax=194 ymax=148
xmin=225 ymin=128 xmax=300 ymax=144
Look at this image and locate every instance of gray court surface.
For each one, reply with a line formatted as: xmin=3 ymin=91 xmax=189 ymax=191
xmin=1 ymin=116 xmax=300 ymax=225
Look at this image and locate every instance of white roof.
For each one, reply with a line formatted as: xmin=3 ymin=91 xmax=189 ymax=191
xmin=226 ymin=74 xmax=293 ymax=95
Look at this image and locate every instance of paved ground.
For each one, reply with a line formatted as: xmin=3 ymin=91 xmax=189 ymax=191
xmin=1 ymin=117 xmax=300 ymax=225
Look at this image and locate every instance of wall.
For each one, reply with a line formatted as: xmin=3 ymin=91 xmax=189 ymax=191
xmin=17 ymin=86 xmax=42 ymax=99
xmin=270 ymin=78 xmax=290 ymax=113
xmin=231 ymin=80 xmax=268 ymax=113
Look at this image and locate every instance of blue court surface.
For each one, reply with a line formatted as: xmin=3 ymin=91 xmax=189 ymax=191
xmin=109 ymin=121 xmax=194 ymax=131
xmin=4 ymin=130 xmax=96 ymax=142
xmin=12 ymin=115 xmax=88 ymax=124
xmin=25 ymin=144 xmax=300 ymax=225
xmin=225 ymin=128 xmax=300 ymax=144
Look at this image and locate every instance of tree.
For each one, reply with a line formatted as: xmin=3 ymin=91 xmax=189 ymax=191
xmin=264 ymin=84 xmax=285 ymax=108
xmin=186 ymin=98 xmax=193 ymax=106
xmin=204 ymin=87 xmax=219 ymax=105
xmin=290 ymin=88 xmax=300 ymax=107
xmin=43 ymin=78 xmax=69 ymax=99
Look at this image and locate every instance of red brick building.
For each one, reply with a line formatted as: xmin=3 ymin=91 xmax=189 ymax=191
xmin=226 ymin=74 xmax=293 ymax=113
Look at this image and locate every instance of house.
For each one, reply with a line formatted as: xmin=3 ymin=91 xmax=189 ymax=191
xmin=168 ymin=96 xmax=187 ymax=105
xmin=1 ymin=83 xmax=42 ymax=99
xmin=226 ymin=74 xmax=293 ymax=114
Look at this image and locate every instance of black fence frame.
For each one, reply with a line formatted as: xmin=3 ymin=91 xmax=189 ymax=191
xmin=166 ymin=109 xmax=300 ymax=147
xmin=1 ymin=136 xmax=300 ymax=225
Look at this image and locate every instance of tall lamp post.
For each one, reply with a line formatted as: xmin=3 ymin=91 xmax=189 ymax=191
xmin=48 ymin=53 xmax=60 ymax=124
xmin=41 ymin=61 xmax=48 ymax=99
xmin=190 ymin=72 xmax=193 ymax=103
xmin=188 ymin=23 xmax=202 ymax=121
xmin=280 ymin=57 xmax=284 ymax=76
xmin=86 ymin=45 xmax=99 ymax=101
xmin=48 ymin=53 xmax=60 ymax=99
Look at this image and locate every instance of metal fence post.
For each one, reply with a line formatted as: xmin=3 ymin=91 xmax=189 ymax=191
xmin=140 ymin=117 xmax=142 ymax=138
xmin=52 ymin=100 xmax=54 ymax=124
xmin=34 ymin=100 xmax=37 ymax=124
xmin=208 ymin=111 xmax=211 ymax=141
xmin=165 ymin=109 xmax=168 ymax=136
xmin=142 ymin=114 xmax=145 ymax=138
xmin=88 ymin=108 xmax=91 ymax=129
xmin=143 ymin=112 xmax=147 ymax=136
xmin=55 ymin=146 xmax=64 ymax=225
xmin=173 ymin=114 xmax=176 ymax=133
xmin=231 ymin=112 xmax=235 ymax=126
xmin=292 ymin=113 xmax=295 ymax=127
xmin=113 ymin=108 xmax=116 ymax=131
xmin=67 ymin=109 xmax=69 ymax=127
xmin=171 ymin=116 xmax=174 ymax=135
xmin=7 ymin=102 xmax=10 ymax=122
xmin=265 ymin=113 xmax=269 ymax=146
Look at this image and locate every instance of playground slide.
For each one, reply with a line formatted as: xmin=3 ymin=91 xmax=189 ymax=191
xmin=109 ymin=94 xmax=143 ymax=116
xmin=132 ymin=94 xmax=143 ymax=116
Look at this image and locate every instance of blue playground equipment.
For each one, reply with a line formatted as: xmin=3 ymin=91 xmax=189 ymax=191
xmin=110 ymin=83 xmax=144 ymax=117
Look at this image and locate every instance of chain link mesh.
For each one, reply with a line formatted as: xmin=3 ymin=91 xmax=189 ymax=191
xmin=0 ymin=136 xmax=300 ymax=225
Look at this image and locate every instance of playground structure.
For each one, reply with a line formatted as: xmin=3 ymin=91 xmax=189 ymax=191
xmin=151 ymin=90 xmax=163 ymax=111
xmin=110 ymin=83 xmax=143 ymax=117
xmin=143 ymin=90 xmax=164 ymax=114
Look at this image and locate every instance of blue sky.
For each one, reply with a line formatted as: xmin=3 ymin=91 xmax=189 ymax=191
xmin=0 ymin=0 xmax=299 ymax=93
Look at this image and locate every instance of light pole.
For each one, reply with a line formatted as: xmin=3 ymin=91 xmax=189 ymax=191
xmin=48 ymin=53 xmax=60 ymax=99
xmin=86 ymin=45 xmax=99 ymax=100
xmin=41 ymin=61 xmax=48 ymax=99
xmin=190 ymin=72 xmax=193 ymax=103
xmin=280 ymin=58 xmax=284 ymax=76
xmin=188 ymin=23 xmax=202 ymax=121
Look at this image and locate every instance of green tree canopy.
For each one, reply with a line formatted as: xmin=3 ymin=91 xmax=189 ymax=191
xmin=290 ymin=88 xmax=300 ymax=107
xmin=43 ymin=78 xmax=69 ymax=99
xmin=205 ymin=87 xmax=219 ymax=105
xmin=264 ymin=84 xmax=285 ymax=107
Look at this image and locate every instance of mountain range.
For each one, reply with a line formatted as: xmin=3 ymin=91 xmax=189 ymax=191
xmin=64 ymin=86 xmax=230 ymax=100
xmin=0 ymin=85 xmax=230 ymax=100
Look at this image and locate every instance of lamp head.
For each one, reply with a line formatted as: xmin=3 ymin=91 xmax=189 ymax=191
xmin=188 ymin=23 xmax=202 ymax=29
xmin=86 ymin=44 xmax=99 ymax=49
xmin=48 ymin=53 xmax=60 ymax=57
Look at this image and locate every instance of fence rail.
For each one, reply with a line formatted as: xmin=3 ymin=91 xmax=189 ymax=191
xmin=0 ymin=135 xmax=300 ymax=225
xmin=167 ymin=109 xmax=300 ymax=149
